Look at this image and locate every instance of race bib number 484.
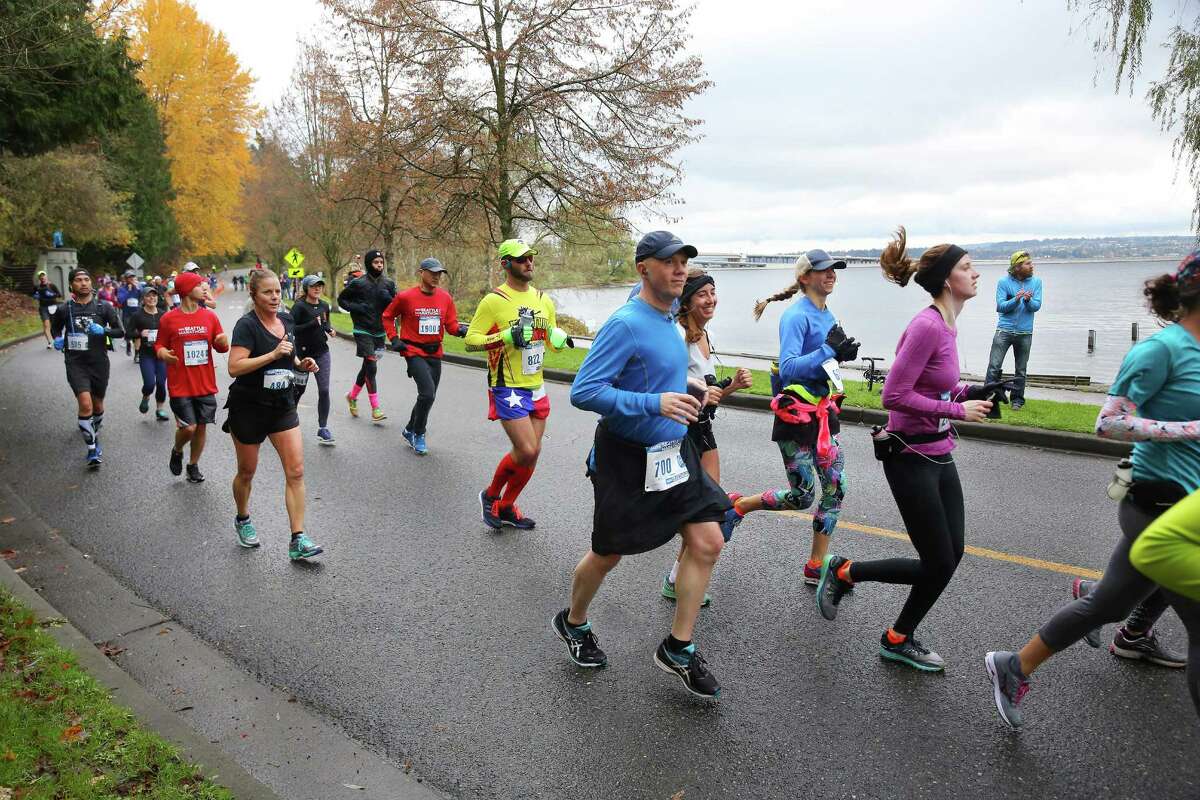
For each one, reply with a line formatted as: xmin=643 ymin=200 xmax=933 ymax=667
xmin=644 ymin=439 xmax=689 ymax=493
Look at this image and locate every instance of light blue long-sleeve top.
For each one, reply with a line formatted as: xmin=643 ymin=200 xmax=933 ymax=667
xmin=571 ymin=297 xmax=687 ymax=446
xmin=995 ymin=274 xmax=1043 ymax=333
xmin=777 ymin=296 xmax=836 ymax=396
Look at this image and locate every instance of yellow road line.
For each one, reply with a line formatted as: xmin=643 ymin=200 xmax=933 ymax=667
xmin=777 ymin=511 xmax=1103 ymax=580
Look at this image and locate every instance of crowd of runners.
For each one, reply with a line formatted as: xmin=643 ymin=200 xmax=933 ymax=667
xmin=31 ymin=231 xmax=1200 ymax=725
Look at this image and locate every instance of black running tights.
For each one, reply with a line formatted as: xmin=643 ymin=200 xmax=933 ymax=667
xmin=355 ymin=357 xmax=378 ymax=393
xmin=847 ymin=454 xmax=965 ymax=635
xmin=405 ymin=356 xmax=441 ymax=435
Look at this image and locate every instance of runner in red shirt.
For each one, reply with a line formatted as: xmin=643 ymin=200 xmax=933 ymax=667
xmin=382 ymin=257 xmax=468 ymax=455
xmin=156 ymin=271 xmax=230 ymax=483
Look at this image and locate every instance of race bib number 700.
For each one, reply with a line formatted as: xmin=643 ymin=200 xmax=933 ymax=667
xmin=644 ymin=439 xmax=689 ymax=493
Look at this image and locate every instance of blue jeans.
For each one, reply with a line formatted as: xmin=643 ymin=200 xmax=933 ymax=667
xmin=138 ymin=355 xmax=167 ymax=403
xmin=985 ymin=329 xmax=1032 ymax=401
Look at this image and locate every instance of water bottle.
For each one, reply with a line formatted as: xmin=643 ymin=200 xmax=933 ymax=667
xmin=1107 ymin=458 xmax=1133 ymax=501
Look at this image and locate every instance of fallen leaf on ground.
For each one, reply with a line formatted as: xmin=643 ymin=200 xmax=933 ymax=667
xmin=97 ymin=642 xmax=126 ymax=658
xmin=671 ymin=792 xmax=685 ymax=800
xmin=2 ymin=750 xmax=15 ymax=760
xmin=0 ymin=550 xmax=15 ymax=560
xmin=60 ymin=725 xmax=84 ymax=743
xmin=156 ymin=627 xmax=172 ymax=635
xmin=12 ymin=567 xmax=24 ymax=574
xmin=342 ymin=785 xmax=366 ymax=791
xmin=0 ymin=786 xmax=13 ymax=799
xmin=1 ymin=516 xmax=15 ymax=524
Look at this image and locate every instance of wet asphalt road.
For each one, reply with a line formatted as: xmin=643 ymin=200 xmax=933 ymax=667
xmin=0 ymin=295 xmax=1196 ymax=800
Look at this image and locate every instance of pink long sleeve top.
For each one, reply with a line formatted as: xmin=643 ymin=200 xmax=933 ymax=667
xmin=882 ymin=306 xmax=970 ymax=456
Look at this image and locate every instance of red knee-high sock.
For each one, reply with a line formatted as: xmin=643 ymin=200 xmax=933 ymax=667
xmin=486 ymin=454 xmax=518 ymax=497
xmin=499 ymin=463 xmax=534 ymax=509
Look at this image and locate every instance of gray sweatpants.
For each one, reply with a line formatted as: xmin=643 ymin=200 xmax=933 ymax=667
xmin=1039 ymin=500 xmax=1169 ymax=650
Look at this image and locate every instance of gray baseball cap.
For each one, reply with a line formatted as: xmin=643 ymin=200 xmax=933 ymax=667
xmin=419 ymin=258 xmax=446 ymax=273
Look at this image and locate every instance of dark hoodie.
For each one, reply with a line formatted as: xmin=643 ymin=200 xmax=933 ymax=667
xmin=338 ymin=249 xmax=396 ymax=336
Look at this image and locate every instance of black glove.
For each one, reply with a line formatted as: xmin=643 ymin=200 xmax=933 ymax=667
xmin=965 ymin=380 xmax=1014 ymax=401
xmin=456 ymin=322 xmax=469 ymax=337
xmin=825 ymin=325 xmax=859 ymax=363
xmin=508 ymin=321 xmax=532 ymax=349
xmin=389 ymin=337 xmax=408 ymax=354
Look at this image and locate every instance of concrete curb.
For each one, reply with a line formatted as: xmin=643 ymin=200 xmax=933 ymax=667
xmin=0 ymin=554 xmax=283 ymax=800
xmin=0 ymin=329 xmax=44 ymax=351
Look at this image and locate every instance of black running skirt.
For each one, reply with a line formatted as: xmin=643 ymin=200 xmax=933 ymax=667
xmin=588 ymin=424 xmax=731 ymax=557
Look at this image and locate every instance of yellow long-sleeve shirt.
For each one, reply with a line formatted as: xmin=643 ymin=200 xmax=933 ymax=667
xmin=465 ymin=284 xmax=558 ymax=389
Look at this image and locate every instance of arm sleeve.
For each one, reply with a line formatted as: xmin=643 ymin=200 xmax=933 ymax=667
xmin=570 ymin=318 xmax=660 ymax=417
xmin=778 ymin=315 xmax=835 ymax=385
xmin=881 ymin=319 xmax=965 ymax=420
xmin=1027 ymin=279 xmax=1043 ymax=312
xmin=1095 ymin=394 xmax=1200 ymax=441
xmin=464 ymin=296 xmax=508 ymax=352
xmin=292 ymin=303 xmax=321 ymax=333
xmin=49 ymin=306 xmax=65 ymax=338
xmin=381 ymin=293 xmax=404 ymax=340
xmin=996 ymin=280 xmax=1019 ymax=313
xmin=337 ymin=281 xmax=364 ymax=314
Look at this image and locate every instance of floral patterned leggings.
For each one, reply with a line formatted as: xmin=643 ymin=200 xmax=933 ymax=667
xmin=758 ymin=438 xmax=845 ymax=536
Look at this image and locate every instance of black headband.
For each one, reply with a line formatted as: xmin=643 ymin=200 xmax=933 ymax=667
xmin=914 ymin=245 xmax=966 ymax=295
xmin=680 ymin=274 xmax=715 ymax=308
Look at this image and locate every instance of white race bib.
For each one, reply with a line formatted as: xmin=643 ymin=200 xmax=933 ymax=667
xmin=263 ymin=368 xmax=292 ymax=391
xmin=47 ymin=305 xmax=57 ymax=315
xmin=418 ymin=315 xmax=441 ymax=336
xmin=521 ymin=342 xmax=544 ymax=375
xmin=644 ymin=439 xmax=689 ymax=493
xmin=182 ymin=340 xmax=209 ymax=366
xmin=292 ymin=370 xmax=309 ymax=387
xmin=66 ymin=333 xmax=88 ymax=351
xmin=126 ymin=297 xmax=139 ymax=307
xmin=144 ymin=329 xmax=158 ymax=343
xmin=821 ymin=358 xmax=845 ymax=393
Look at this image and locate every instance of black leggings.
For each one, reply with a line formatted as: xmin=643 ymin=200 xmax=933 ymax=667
xmin=848 ymin=453 xmax=965 ymax=635
xmin=354 ymin=357 xmax=378 ymax=393
xmin=1163 ymin=589 xmax=1200 ymax=716
xmin=405 ymin=356 xmax=442 ymax=435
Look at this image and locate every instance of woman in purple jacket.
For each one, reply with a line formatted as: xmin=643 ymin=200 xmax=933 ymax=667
xmin=812 ymin=227 xmax=996 ymax=672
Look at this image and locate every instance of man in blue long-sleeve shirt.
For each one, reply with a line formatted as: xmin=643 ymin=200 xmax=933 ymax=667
xmin=553 ymin=230 xmax=731 ymax=699
xmin=985 ymin=250 xmax=1043 ymax=410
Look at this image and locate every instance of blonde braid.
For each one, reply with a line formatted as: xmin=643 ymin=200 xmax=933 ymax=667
xmin=753 ymin=281 xmax=802 ymax=320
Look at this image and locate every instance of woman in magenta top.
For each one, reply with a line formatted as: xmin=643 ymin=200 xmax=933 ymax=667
xmin=812 ymin=227 xmax=997 ymax=673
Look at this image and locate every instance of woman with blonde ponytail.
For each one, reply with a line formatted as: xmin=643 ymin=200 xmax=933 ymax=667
xmin=719 ymin=249 xmax=859 ymax=586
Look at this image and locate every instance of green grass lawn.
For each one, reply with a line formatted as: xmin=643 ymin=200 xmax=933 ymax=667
xmin=0 ymin=589 xmax=233 ymax=798
xmin=328 ymin=311 xmax=1101 ymax=435
xmin=0 ymin=304 xmax=42 ymax=345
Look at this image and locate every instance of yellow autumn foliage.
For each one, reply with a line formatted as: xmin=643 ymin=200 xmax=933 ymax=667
xmin=124 ymin=0 xmax=258 ymax=255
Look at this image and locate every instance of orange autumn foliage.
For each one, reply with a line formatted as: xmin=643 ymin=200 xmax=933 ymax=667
xmin=125 ymin=0 xmax=258 ymax=255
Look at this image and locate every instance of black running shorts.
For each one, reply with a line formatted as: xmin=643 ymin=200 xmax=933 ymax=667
xmin=353 ymin=332 xmax=385 ymax=359
xmin=65 ymin=358 xmax=110 ymax=399
xmin=169 ymin=394 xmax=218 ymax=427
xmin=222 ymin=402 xmax=299 ymax=445
xmin=686 ymin=418 xmax=717 ymax=454
xmin=587 ymin=423 xmax=730 ymax=557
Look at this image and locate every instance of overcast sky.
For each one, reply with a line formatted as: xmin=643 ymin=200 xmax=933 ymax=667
xmin=192 ymin=0 xmax=1195 ymax=252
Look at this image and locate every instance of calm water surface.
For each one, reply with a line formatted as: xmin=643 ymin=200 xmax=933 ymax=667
xmin=549 ymin=260 xmax=1173 ymax=383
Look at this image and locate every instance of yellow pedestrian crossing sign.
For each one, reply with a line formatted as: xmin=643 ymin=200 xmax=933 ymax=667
xmin=284 ymin=248 xmax=305 ymax=277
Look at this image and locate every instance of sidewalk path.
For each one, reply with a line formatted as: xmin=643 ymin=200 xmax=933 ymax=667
xmin=0 ymin=294 xmax=1194 ymax=800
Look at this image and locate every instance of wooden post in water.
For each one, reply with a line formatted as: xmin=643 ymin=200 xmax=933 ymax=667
xmin=1132 ymin=322 xmax=1139 ymax=341
xmin=1088 ymin=329 xmax=1096 ymax=353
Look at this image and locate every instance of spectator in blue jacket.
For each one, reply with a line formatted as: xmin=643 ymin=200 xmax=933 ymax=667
xmin=985 ymin=250 xmax=1043 ymax=410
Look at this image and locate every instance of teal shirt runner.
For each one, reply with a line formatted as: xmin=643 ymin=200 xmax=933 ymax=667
xmin=1109 ymin=323 xmax=1200 ymax=492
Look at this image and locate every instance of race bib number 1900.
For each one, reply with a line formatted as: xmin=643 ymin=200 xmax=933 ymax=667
xmin=418 ymin=316 xmax=440 ymax=336
xmin=644 ymin=439 xmax=689 ymax=493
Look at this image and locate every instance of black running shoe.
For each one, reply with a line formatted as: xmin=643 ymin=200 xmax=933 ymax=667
xmin=497 ymin=504 xmax=536 ymax=530
xmin=654 ymin=639 xmax=720 ymax=698
xmin=479 ymin=490 xmax=501 ymax=529
xmin=186 ymin=463 xmax=205 ymax=483
xmin=552 ymin=609 xmax=607 ymax=667
xmin=816 ymin=554 xmax=852 ymax=621
xmin=169 ymin=448 xmax=183 ymax=476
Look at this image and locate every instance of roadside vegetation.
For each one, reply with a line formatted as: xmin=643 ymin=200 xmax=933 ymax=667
xmin=326 ymin=311 xmax=1100 ymax=435
xmin=0 ymin=589 xmax=233 ymax=799
xmin=0 ymin=290 xmax=42 ymax=345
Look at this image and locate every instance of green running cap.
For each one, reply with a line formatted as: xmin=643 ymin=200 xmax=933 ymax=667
xmin=498 ymin=239 xmax=537 ymax=259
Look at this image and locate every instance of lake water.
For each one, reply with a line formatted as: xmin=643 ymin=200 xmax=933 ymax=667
xmin=548 ymin=260 xmax=1174 ymax=384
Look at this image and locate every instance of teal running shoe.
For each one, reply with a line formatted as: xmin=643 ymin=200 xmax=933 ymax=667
xmin=234 ymin=518 xmax=260 ymax=548
xmin=413 ymin=433 xmax=428 ymax=456
xmin=288 ymin=533 xmax=323 ymax=561
xmin=402 ymin=428 xmax=416 ymax=450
